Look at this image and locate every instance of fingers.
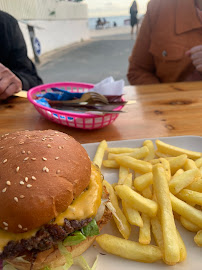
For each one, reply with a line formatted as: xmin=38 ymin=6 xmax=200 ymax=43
xmin=186 ymin=45 xmax=202 ymax=73
xmin=0 ymin=83 xmax=20 ymax=100
xmin=188 ymin=45 xmax=202 ymax=55
xmin=0 ymin=64 xmax=22 ymax=100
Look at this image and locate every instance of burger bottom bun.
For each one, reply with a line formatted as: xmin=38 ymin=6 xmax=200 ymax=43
xmin=6 ymin=208 xmax=112 ymax=270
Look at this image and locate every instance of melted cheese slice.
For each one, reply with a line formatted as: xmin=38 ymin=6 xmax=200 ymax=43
xmin=0 ymin=163 xmax=102 ymax=252
xmin=54 ymin=163 xmax=102 ymax=225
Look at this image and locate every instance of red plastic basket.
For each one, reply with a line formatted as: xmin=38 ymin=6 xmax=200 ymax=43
xmin=27 ymin=82 xmax=124 ymax=130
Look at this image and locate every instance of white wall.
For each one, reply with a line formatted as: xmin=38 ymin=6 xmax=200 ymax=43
xmin=19 ymin=19 xmax=89 ymax=59
xmin=0 ymin=0 xmax=88 ymax=20
xmin=0 ymin=0 xmax=90 ymax=60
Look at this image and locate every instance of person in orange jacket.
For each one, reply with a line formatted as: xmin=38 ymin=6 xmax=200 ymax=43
xmin=127 ymin=0 xmax=202 ymax=85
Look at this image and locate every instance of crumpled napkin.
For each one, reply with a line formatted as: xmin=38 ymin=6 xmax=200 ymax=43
xmin=90 ymin=77 xmax=124 ymax=96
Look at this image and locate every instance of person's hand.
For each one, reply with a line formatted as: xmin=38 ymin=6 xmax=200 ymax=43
xmin=186 ymin=45 xmax=202 ymax=73
xmin=0 ymin=63 xmax=22 ymax=100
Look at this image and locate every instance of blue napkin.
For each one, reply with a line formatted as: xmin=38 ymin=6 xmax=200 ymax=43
xmin=36 ymin=88 xmax=83 ymax=108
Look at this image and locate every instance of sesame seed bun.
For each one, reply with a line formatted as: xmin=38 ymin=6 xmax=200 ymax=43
xmin=0 ymin=130 xmax=91 ymax=233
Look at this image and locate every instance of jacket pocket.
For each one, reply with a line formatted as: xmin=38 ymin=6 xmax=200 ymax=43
xmin=149 ymin=41 xmax=186 ymax=61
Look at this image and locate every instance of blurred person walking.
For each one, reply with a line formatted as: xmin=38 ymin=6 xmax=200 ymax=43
xmin=130 ymin=1 xmax=138 ymax=36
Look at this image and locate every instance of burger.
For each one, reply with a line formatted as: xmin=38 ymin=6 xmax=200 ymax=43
xmin=0 ymin=130 xmax=111 ymax=269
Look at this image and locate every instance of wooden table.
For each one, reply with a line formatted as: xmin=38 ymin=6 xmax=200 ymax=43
xmin=1 ymin=81 xmax=202 ymax=144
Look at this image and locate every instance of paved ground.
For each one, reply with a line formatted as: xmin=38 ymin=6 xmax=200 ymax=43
xmin=37 ymin=31 xmax=136 ymax=86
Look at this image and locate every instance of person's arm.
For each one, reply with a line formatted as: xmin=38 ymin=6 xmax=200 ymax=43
xmin=127 ymin=4 xmax=160 ymax=85
xmin=7 ymin=17 xmax=43 ymax=90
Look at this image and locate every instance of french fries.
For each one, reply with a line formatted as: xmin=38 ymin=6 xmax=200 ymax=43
xmin=152 ymin=164 xmax=180 ymax=264
xmin=96 ymin=234 xmax=162 ymax=263
xmin=194 ymin=230 xmax=202 ymax=246
xmin=155 ymin=140 xmax=202 ymax=159
xmin=139 ymin=213 xmax=151 ymax=244
xmin=115 ymin=185 xmax=158 ymax=217
xmin=103 ymin=180 xmax=131 ymax=239
xmin=134 ymin=172 xmax=153 ymax=192
xmin=177 ymin=189 xmax=202 ymax=206
xmin=93 ymin=140 xmax=108 ymax=168
xmin=170 ymin=193 xmax=202 ymax=228
xmin=143 ymin=140 xmax=155 ymax=161
xmin=122 ymin=174 xmax=143 ymax=227
xmin=180 ymin=216 xmax=200 ymax=232
xmin=115 ymin=156 xmax=152 ymax=174
xmin=118 ymin=166 xmax=129 ymax=184
xmin=169 ymin=168 xmax=200 ymax=194
xmin=93 ymin=138 xmax=202 ymax=267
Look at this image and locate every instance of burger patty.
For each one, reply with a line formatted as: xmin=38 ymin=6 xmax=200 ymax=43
xmin=0 ymin=218 xmax=92 ymax=260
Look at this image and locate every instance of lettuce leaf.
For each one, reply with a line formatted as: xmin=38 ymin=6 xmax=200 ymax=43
xmin=73 ymin=255 xmax=98 ymax=270
xmin=57 ymin=243 xmax=73 ymax=270
xmin=3 ymin=264 xmax=16 ymax=270
xmin=81 ymin=220 xmax=99 ymax=237
xmin=63 ymin=231 xmax=86 ymax=246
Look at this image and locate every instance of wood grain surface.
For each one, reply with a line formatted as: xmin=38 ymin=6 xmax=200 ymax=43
xmin=0 ymin=81 xmax=202 ymax=144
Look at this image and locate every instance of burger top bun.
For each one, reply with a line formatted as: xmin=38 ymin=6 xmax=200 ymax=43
xmin=0 ymin=130 xmax=91 ymax=233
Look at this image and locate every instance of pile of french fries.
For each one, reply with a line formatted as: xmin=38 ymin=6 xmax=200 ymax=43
xmin=93 ymin=139 xmax=202 ymax=265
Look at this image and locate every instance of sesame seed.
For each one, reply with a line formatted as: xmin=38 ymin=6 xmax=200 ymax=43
xmin=19 ymin=141 xmax=24 ymax=145
xmin=58 ymin=146 xmax=62 ymax=149
xmin=42 ymin=157 xmax=47 ymax=161
xmin=14 ymin=197 xmax=18 ymax=202
xmin=21 ymin=150 xmax=25 ymax=154
xmin=49 ymin=138 xmax=53 ymax=140
xmin=3 ymin=222 xmax=8 ymax=226
xmin=4 ymin=227 xmax=8 ymax=230
xmin=50 ymin=134 xmax=54 ymax=136
xmin=43 ymin=166 xmax=49 ymax=173
xmin=20 ymin=181 xmax=24 ymax=185
xmin=0 ymin=146 xmax=4 ymax=149
xmin=25 ymin=177 xmax=28 ymax=182
xmin=24 ymin=157 xmax=29 ymax=161
xmin=47 ymin=144 xmax=51 ymax=148
xmin=55 ymin=157 xmax=59 ymax=160
xmin=56 ymin=170 xmax=61 ymax=174
xmin=16 ymin=166 xmax=20 ymax=172
xmin=27 ymin=184 xmax=32 ymax=188
xmin=18 ymin=224 xmax=22 ymax=229
xmin=31 ymin=158 xmax=36 ymax=161
xmin=3 ymin=159 xmax=7 ymax=164
xmin=55 ymin=131 xmax=58 ymax=134
xmin=42 ymin=138 xmax=46 ymax=141
xmin=27 ymin=151 xmax=31 ymax=154
xmin=20 ymin=195 xmax=25 ymax=199
xmin=12 ymin=137 xmax=16 ymax=139
xmin=6 ymin=181 xmax=11 ymax=186
xmin=23 ymin=228 xmax=27 ymax=231
xmin=5 ymin=133 xmax=9 ymax=136
xmin=2 ymin=188 xmax=7 ymax=193
xmin=31 ymin=176 xmax=36 ymax=180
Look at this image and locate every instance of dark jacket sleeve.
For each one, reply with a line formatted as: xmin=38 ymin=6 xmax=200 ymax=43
xmin=2 ymin=13 xmax=43 ymax=90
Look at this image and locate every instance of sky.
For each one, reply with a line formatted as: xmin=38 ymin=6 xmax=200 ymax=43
xmin=85 ymin=0 xmax=150 ymax=18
